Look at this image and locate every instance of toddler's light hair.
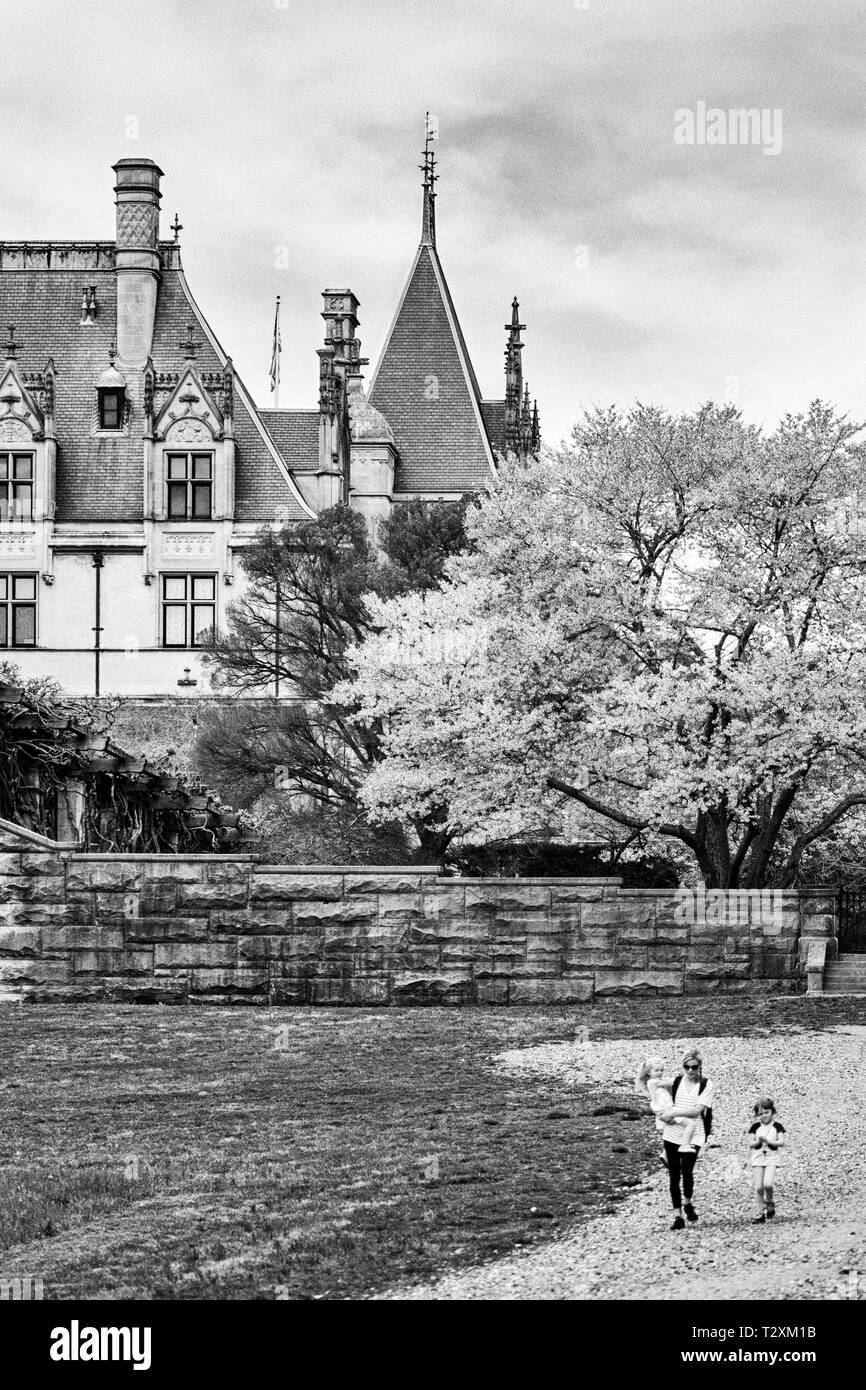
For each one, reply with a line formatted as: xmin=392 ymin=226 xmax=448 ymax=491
xmin=635 ymin=1054 xmax=666 ymax=1094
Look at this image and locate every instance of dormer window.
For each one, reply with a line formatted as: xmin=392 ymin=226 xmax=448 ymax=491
xmin=98 ymin=389 xmax=123 ymax=430
xmin=95 ymin=360 xmax=127 ymax=432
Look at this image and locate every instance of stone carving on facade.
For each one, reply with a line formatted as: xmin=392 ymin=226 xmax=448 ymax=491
xmin=0 ymin=531 xmax=37 ymax=555
xmin=152 ymin=367 xmax=224 ymax=442
xmin=163 ymin=533 xmax=215 ymax=557
xmin=0 ymin=363 xmax=45 ymax=441
xmin=116 ymin=202 xmax=158 ymax=249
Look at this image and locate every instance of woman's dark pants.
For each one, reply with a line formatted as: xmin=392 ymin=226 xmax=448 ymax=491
xmin=664 ymin=1141 xmax=699 ymax=1209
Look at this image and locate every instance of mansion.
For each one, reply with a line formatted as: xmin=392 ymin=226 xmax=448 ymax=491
xmin=0 ymin=142 xmax=540 ymax=697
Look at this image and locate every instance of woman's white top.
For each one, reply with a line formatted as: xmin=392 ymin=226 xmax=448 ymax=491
xmin=651 ymin=1075 xmax=714 ymax=1147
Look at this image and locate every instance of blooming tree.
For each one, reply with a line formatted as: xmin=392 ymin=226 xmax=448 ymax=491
xmin=341 ymin=402 xmax=866 ymax=887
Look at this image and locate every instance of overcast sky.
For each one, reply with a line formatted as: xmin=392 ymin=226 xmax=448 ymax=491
xmin=4 ymin=0 xmax=864 ymax=444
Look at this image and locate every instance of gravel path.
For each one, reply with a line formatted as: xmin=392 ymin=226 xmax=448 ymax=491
xmin=379 ymin=1025 xmax=866 ymax=1301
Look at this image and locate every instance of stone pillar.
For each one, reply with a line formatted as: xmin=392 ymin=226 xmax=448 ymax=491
xmin=797 ymin=886 xmax=837 ymax=995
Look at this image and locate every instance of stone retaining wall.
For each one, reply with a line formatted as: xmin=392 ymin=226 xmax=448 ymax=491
xmin=0 ymin=820 xmax=837 ymax=1004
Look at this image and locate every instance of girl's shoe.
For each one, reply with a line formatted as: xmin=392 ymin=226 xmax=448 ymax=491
xmin=766 ymin=1206 xmax=776 ymax=1219
xmin=683 ymin=1203 xmax=698 ymax=1223
xmin=751 ymin=1214 xmax=766 ymax=1223
xmin=670 ymin=1215 xmax=685 ymax=1230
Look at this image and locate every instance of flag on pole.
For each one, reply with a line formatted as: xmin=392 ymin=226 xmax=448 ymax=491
xmin=269 ymin=296 xmax=281 ymax=405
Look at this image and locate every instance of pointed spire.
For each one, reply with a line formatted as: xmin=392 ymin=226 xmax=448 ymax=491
xmin=504 ymin=297 xmax=526 ymax=455
xmin=531 ymin=398 xmax=541 ymax=454
xmin=420 ymin=112 xmax=438 ymax=248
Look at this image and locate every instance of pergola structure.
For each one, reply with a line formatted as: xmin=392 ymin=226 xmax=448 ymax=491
xmin=0 ymin=680 xmax=241 ymax=852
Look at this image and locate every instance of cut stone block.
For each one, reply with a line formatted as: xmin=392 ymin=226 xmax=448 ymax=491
xmin=138 ymin=881 xmax=178 ymax=916
xmin=45 ymin=925 xmax=124 ymax=951
xmin=392 ymin=972 xmax=473 ymax=1005
xmin=509 ymin=977 xmax=594 ymax=1004
xmin=18 ymin=853 xmax=65 ymax=877
xmin=685 ymin=961 xmax=751 ymax=979
xmin=104 ymin=977 xmax=187 ymax=1004
xmin=292 ymin=898 xmax=378 ymax=930
xmin=476 ymin=979 xmax=510 ymax=1004
xmin=548 ymin=884 xmax=604 ymax=903
xmin=0 ymin=876 xmax=65 ymax=905
xmin=143 ymin=860 xmax=209 ymax=882
xmin=0 ymin=926 xmax=41 ymax=956
xmin=71 ymin=948 xmax=153 ymax=975
xmin=344 ymin=874 xmax=424 ymax=895
xmin=465 ymin=886 xmax=549 ymax=913
xmin=310 ymin=977 xmax=389 ymax=1005
xmin=251 ymin=873 xmax=343 ymax=903
xmin=125 ymin=916 xmax=209 ymax=944
xmin=594 ymin=967 xmax=682 ymax=996
xmin=66 ymin=863 xmax=143 ymax=892
xmin=178 ymin=881 xmax=249 ymax=910
xmin=154 ymin=941 xmax=238 ymax=969
xmin=270 ymin=977 xmax=310 ymax=1005
xmin=189 ymin=968 xmax=269 ymax=994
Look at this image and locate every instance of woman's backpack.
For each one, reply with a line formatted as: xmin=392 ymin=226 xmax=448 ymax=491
xmin=671 ymin=1073 xmax=713 ymax=1140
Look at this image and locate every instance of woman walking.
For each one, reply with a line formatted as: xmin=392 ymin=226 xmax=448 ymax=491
xmin=651 ymin=1049 xmax=715 ymax=1230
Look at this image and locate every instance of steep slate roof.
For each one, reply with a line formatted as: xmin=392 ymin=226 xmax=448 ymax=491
xmin=481 ymin=399 xmax=507 ymax=456
xmin=368 ymin=242 xmax=496 ymax=493
xmin=260 ymin=409 xmax=319 ymax=470
xmin=0 ymin=244 xmax=313 ymax=523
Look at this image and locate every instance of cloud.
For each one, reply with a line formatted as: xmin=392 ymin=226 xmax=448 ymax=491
xmin=2 ymin=0 xmax=863 ymax=440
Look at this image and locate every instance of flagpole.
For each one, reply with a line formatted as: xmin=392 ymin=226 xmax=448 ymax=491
xmin=274 ymin=295 xmax=281 ymax=409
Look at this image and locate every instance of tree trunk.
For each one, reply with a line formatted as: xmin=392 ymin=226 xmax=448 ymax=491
xmin=692 ymin=808 xmax=733 ymax=888
xmin=413 ymin=810 xmax=454 ymax=864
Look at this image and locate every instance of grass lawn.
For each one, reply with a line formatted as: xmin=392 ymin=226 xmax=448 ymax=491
xmin=0 ymin=995 xmax=862 ymax=1300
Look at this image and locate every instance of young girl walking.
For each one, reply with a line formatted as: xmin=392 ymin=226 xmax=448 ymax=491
xmin=748 ymin=1096 xmax=786 ymax=1222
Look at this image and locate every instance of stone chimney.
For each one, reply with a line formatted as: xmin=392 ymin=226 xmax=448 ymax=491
xmin=112 ymin=158 xmax=163 ymax=367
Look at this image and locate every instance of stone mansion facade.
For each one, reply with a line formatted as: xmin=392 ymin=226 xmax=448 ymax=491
xmin=0 ymin=143 xmax=539 ymax=698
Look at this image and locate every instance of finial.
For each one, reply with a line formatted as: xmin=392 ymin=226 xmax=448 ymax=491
xmin=506 ymin=298 xmax=526 ymax=338
xmin=171 ymin=213 xmax=183 ymax=243
xmin=179 ymin=323 xmax=202 ymax=360
xmin=419 ymin=113 xmax=439 ymax=248
xmin=4 ymin=325 xmax=19 ymax=359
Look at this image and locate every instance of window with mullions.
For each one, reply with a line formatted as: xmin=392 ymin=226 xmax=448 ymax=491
xmin=98 ymin=389 xmax=124 ymax=430
xmin=0 ymin=453 xmax=34 ymax=522
xmin=0 ymin=573 xmax=37 ymax=647
xmin=166 ymin=453 xmax=213 ymax=520
xmin=161 ymin=573 xmax=216 ymax=648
